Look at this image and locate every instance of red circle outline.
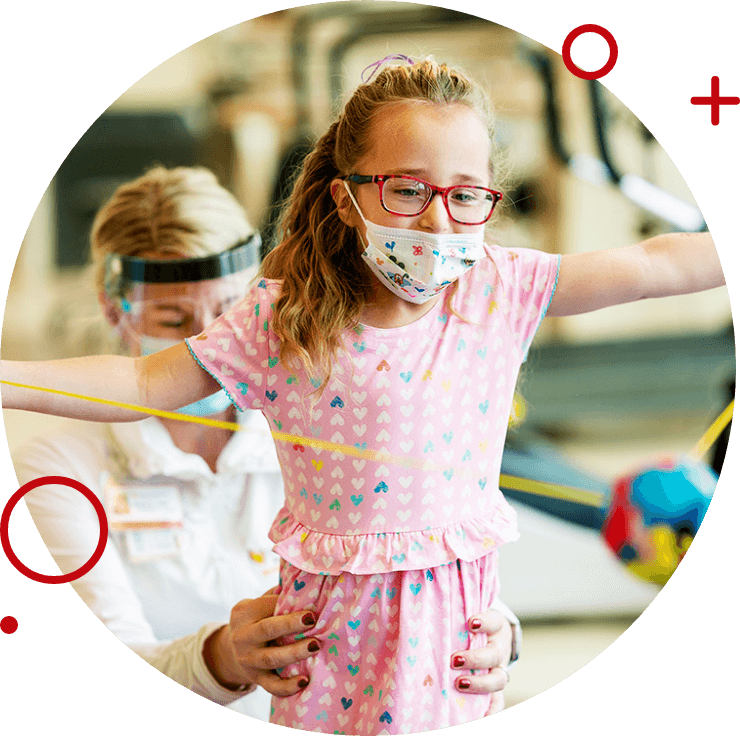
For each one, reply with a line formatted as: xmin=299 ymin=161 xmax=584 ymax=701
xmin=562 ymin=24 xmax=618 ymax=80
xmin=1 ymin=476 xmax=108 ymax=584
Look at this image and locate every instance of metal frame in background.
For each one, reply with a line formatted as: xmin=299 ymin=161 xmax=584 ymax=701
xmin=525 ymin=49 xmax=706 ymax=232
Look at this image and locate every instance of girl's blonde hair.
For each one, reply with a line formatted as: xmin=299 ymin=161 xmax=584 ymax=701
xmin=91 ymin=165 xmax=253 ymax=297
xmin=262 ymin=58 xmax=502 ymax=381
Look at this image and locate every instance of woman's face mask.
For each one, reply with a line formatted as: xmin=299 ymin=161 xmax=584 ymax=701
xmin=343 ymin=182 xmax=485 ymax=303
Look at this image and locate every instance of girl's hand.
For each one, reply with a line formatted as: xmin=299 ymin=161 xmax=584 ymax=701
xmin=203 ymin=588 xmax=321 ymax=697
xmin=450 ymin=610 xmax=514 ymax=715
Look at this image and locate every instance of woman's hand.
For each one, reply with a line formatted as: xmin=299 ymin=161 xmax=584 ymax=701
xmin=450 ymin=610 xmax=514 ymax=715
xmin=203 ymin=588 xmax=321 ymax=696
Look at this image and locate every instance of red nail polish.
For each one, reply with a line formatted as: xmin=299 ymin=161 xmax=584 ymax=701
xmin=469 ymin=619 xmax=482 ymax=631
xmin=302 ymin=612 xmax=316 ymax=627
xmin=452 ymin=655 xmax=466 ymax=669
xmin=458 ymin=678 xmax=471 ymax=690
xmin=308 ymin=639 xmax=320 ymax=653
xmin=298 ymin=677 xmax=310 ymax=688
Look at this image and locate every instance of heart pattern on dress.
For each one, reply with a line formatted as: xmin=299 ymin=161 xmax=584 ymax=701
xmin=271 ymin=555 xmax=500 ymax=734
xmin=187 ymin=249 xmax=559 ymax=733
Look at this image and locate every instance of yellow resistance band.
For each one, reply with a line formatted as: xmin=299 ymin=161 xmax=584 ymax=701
xmin=2 ymin=380 xmax=732 ymax=507
xmin=689 ymin=399 xmax=734 ymax=460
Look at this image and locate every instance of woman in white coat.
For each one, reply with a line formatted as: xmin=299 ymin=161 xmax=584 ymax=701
xmin=12 ymin=166 xmax=520 ymax=720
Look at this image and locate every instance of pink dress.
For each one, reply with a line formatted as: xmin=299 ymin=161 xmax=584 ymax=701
xmin=187 ymin=244 xmax=559 ymax=734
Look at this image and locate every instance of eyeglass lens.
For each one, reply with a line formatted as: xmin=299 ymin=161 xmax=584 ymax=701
xmin=381 ymin=178 xmax=495 ymax=223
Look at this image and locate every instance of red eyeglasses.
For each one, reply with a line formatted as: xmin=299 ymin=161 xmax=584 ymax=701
xmin=346 ymin=174 xmax=503 ymax=225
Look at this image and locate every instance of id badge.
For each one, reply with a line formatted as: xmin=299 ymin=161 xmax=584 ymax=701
xmin=103 ymin=474 xmax=184 ymax=562
xmin=124 ymin=528 xmax=180 ymax=562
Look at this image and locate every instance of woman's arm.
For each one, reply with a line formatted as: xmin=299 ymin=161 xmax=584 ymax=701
xmin=15 ymin=432 xmax=314 ymax=705
xmin=13 ymin=437 xmax=235 ymax=698
xmin=1 ymin=343 xmax=220 ymax=421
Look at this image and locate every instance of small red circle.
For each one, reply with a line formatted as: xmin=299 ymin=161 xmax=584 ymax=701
xmin=1 ymin=476 xmax=107 ymax=584
xmin=1 ymin=616 xmax=18 ymax=634
xmin=562 ymin=24 xmax=618 ymax=80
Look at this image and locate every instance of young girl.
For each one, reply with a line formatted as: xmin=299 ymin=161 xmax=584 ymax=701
xmin=2 ymin=58 xmax=724 ymax=734
xmin=202 ymin=57 xmax=558 ymax=736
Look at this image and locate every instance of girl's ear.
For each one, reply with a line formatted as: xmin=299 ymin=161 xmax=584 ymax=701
xmin=330 ymin=178 xmax=353 ymax=226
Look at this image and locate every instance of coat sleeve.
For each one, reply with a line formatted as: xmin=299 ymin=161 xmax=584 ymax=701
xmin=12 ymin=430 xmax=251 ymax=706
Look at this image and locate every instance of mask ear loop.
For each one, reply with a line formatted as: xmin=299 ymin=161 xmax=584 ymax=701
xmin=343 ymin=181 xmax=369 ymax=226
xmin=113 ymin=309 xmax=144 ymax=356
xmin=343 ymin=181 xmax=373 ymax=252
xmin=104 ymin=289 xmax=147 ymax=357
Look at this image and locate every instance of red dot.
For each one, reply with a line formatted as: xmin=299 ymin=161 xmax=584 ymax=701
xmin=1 ymin=616 xmax=18 ymax=634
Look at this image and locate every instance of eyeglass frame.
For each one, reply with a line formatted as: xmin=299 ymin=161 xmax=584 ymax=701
xmin=346 ymin=174 xmax=503 ymax=226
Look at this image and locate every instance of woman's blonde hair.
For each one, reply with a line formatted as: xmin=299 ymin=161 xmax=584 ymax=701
xmin=46 ymin=164 xmax=254 ymax=358
xmin=262 ymin=58 xmax=502 ymax=382
xmin=91 ymin=165 xmax=253 ymax=297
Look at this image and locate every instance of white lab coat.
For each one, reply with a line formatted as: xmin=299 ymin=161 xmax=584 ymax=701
xmin=13 ymin=411 xmax=521 ymax=721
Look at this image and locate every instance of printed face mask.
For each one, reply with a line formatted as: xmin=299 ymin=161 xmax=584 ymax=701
xmin=140 ymin=335 xmax=233 ymax=417
xmin=343 ymin=182 xmax=485 ymax=303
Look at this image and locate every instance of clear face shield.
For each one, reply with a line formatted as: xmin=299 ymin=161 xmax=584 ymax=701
xmin=104 ymin=234 xmax=261 ymax=416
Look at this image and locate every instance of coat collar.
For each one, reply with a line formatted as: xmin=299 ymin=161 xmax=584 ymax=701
xmin=106 ymin=411 xmax=281 ymax=480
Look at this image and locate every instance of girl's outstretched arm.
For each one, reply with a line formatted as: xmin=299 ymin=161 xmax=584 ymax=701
xmin=1 ymin=343 xmax=221 ymax=422
xmin=547 ymin=232 xmax=725 ymax=317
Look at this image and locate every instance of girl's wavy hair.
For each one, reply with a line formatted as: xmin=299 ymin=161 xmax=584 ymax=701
xmin=262 ymin=57 xmax=504 ymax=383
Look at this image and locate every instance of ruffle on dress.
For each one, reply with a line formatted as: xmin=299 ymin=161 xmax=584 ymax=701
xmin=268 ymin=502 xmax=519 ymax=575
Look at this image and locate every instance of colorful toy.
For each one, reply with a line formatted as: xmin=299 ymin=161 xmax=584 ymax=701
xmin=597 ymin=401 xmax=731 ymax=584
xmin=597 ymin=399 xmax=732 ymax=584
xmin=501 ymin=400 xmax=732 ymax=585
xmin=602 ymin=455 xmax=717 ymax=584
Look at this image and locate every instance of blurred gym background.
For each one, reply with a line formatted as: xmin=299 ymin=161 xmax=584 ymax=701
xmin=1 ymin=2 xmax=733 ymax=708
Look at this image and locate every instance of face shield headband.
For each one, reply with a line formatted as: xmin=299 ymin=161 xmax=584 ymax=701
xmin=104 ymin=232 xmax=261 ymax=293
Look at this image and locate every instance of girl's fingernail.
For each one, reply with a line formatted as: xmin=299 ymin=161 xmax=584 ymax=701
xmin=469 ymin=619 xmax=482 ymax=631
xmin=458 ymin=678 xmax=471 ymax=690
xmin=302 ymin=612 xmax=316 ymax=627
xmin=298 ymin=677 xmax=310 ymax=688
xmin=307 ymin=639 xmax=320 ymax=653
xmin=452 ymin=655 xmax=466 ymax=669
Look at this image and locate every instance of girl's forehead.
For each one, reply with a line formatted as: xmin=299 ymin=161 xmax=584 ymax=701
xmin=361 ymin=101 xmax=491 ymax=181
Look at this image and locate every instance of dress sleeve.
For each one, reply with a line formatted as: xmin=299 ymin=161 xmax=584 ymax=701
xmin=487 ymin=245 xmax=560 ymax=361
xmin=186 ymin=279 xmax=276 ymax=411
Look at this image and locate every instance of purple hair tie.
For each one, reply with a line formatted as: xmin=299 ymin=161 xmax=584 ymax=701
xmin=360 ymin=54 xmax=415 ymax=84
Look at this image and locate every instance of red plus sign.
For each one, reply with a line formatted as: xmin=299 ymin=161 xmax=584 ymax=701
xmin=691 ymin=76 xmax=739 ymax=125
